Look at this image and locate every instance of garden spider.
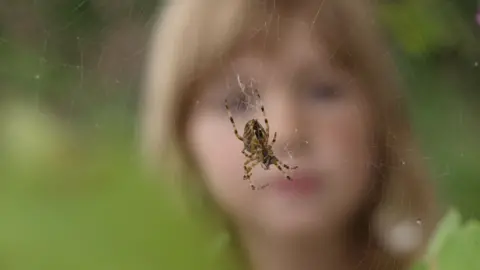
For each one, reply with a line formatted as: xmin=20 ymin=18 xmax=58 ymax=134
xmin=224 ymin=88 xmax=298 ymax=190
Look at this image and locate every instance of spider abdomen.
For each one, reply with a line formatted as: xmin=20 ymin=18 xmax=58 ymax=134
xmin=243 ymin=119 xmax=268 ymax=153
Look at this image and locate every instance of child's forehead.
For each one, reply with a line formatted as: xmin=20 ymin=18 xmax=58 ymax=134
xmin=226 ymin=9 xmax=344 ymax=71
xmin=223 ymin=26 xmax=334 ymax=79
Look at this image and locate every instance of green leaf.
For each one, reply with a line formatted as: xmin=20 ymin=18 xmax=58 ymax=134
xmin=437 ymin=219 xmax=480 ymax=270
xmin=426 ymin=208 xmax=462 ymax=259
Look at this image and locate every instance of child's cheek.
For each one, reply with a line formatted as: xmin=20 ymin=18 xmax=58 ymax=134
xmin=188 ymin=115 xmax=247 ymax=193
xmin=311 ymin=104 xmax=372 ymax=208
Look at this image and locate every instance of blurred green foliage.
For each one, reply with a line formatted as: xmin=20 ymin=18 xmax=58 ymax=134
xmin=378 ymin=0 xmax=480 ymax=60
xmin=412 ymin=208 xmax=480 ymax=270
xmin=0 ymin=102 xmax=235 ymax=270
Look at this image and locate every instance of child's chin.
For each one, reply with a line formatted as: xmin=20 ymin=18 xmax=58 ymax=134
xmin=259 ymin=208 xmax=332 ymax=238
xmin=265 ymin=220 xmax=331 ymax=240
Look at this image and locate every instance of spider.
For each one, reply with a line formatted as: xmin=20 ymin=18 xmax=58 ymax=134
xmin=224 ymin=88 xmax=298 ymax=190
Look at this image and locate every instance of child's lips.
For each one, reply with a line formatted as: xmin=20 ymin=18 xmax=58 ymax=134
xmin=269 ymin=170 xmax=322 ymax=194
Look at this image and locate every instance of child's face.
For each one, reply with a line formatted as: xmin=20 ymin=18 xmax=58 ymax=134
xmin=187 ymin=21 xmax=374 ymax=238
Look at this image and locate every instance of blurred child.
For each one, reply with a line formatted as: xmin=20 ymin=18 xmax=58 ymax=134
xmin=140 ymin=1 xmax=439 ymax=269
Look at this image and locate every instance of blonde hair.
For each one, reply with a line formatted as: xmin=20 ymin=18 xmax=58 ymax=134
xmin=139 ymin=0 xmax=440 ymax=269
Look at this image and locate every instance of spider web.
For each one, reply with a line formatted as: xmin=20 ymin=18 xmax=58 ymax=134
xmin=233 ymin=73 xmax=311 ymax=161
xmin=0 ymin=0 xmax=479 ymax=269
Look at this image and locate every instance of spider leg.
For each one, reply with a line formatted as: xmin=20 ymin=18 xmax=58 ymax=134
xmin=244 ymin=159 xmax=268 ymax=190
xmin=270 ymin=132 xmax=277 ymax=146
xmin=243 ymin=158 xmax=257 ymax=179
xmin=225 ymin=99 xmax=243 ymax=142
xmin=273 ymin=160 xmax=297 ymax=181
xmin=276 ymin=159 xmax=299 ymax=171
xmin=253 ymin=89 xmax=270 ymax=139
xmin=242 ymin=149 xmax=255 ymax=159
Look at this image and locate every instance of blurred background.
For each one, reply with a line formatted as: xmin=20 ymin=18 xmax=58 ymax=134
xmin=0 ymin=0 xmax=479 ymax=269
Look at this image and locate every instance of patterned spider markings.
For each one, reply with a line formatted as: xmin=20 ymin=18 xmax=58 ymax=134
xmin=224 ymin=88 xmax=298 ymax=190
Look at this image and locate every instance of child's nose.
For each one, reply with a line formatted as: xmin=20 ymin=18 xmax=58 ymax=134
xmin=265 ymin=97 xmax=304 ymax=155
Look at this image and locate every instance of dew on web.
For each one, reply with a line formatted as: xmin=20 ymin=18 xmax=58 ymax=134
xmin=416 ymin=219 xmax=422 ymax=226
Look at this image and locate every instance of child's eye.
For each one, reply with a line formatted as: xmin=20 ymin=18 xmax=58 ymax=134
xmin=307 ymin=83 xmax=341 ymax=101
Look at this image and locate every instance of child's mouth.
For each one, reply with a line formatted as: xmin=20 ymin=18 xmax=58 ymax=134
xmin=269 ymin=170 xmax=322 ymax=195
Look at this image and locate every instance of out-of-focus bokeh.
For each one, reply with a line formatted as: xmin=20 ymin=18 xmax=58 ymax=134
xmin=0 ymin=0 xmax=479 ymax=269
